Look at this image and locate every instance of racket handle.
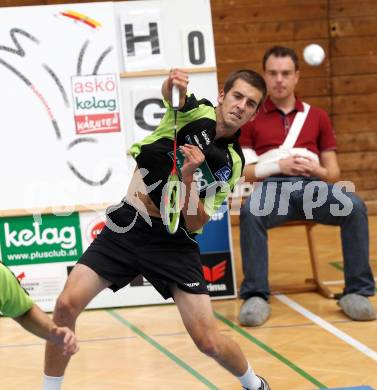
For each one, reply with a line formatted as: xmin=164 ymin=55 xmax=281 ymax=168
xmin=172 ymin=85 xmax=180 ymax=109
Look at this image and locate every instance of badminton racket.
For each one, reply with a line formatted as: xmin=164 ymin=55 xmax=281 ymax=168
xmin=162 ymin=85 xmax=181 ymax=234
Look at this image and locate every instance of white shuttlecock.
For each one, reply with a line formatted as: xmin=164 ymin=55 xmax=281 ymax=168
xmin=303 ymin=44 xmax=325 ymax=66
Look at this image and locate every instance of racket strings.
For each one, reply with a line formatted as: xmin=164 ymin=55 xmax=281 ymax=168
xmin=163 ymin=108 xmax=181 ymax=234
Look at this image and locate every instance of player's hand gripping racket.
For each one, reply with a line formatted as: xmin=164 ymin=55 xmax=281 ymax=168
xmin=162 ymin=85 xmax=181 ymax=234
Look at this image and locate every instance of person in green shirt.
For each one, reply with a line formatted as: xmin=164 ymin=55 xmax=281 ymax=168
xmin=0 ymin=263 xmax=78 ymax=357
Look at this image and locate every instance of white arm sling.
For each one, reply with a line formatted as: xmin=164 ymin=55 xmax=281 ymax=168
xmin=254 ymin=102 xmax=319 ymax=178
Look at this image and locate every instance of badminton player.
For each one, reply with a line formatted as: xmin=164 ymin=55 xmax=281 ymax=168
xmin=43 ymin=68 xmax=269 ymax=390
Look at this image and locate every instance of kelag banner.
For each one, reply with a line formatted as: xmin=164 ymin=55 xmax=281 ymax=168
xmin=0 ymin=213 xmax=83 ymax=266
xmin=1 ymin=204 xmax=236 ymax=311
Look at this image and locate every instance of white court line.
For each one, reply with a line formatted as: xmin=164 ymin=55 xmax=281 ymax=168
xmin=276 ymin=294 xmax=377 ymax=362
xmin=323 ymin=280 xmax=345 ymax=285
xmin=322 ymin=277 xmax=377 ymax=286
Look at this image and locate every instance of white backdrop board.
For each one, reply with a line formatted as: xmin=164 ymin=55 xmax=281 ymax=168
xmin=115 ymin=0 xmax=216 ymax=72
xmin=120 ymin=71 xmax=219 ymax=147
xmin=0 ymin=2 xmax=130 ymax=215
xmin=0 ymin=1 xmax=238 ymax=310
xmin=0 ymin=0 xmax=218 ymax=214
xmin=115 ymin=0 xmax=218 ymax=147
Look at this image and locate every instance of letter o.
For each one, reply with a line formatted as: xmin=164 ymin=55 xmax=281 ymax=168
xmin=188 ymin=31 xmax=206 ymax=65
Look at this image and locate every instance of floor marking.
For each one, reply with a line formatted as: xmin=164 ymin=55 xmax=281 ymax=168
xmin=108 ymin=309 xmax=219 ymax=389
xmin=276 ymin=294 xmax=377 ymax=362
xmin=215 ymin=311 xmax=326 ymax=388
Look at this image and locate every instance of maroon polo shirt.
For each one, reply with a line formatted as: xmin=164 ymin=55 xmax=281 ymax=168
xmin=240 ymin=96 xmax=337 ymax=157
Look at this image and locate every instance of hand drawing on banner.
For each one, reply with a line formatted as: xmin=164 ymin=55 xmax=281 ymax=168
xmin=67 ymin=38 xmax=115 ymax=186
xmin=0 ymin=27 xmax=115 ymax=187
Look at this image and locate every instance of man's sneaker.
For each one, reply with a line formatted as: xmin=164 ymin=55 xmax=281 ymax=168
xmin=257 ymin=376 xmax=271 ymax=390
xmin=239 ymin=297 xmax=271 ymax=326
xmin=242 ymin=375 xmax=271 ymax=390
xmin=338 ymin=293 xmax=376 ymax=321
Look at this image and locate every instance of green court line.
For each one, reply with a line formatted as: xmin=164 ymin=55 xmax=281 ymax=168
xmin=329 ymin=261 xmax=344 ymax=272
xmin=214 ymin=311 xmax=327 ymax=389
xmin=329 ymin=260 xmax=377 ymax=292
xmin=107 ymin=309 xmax=219 ymax=390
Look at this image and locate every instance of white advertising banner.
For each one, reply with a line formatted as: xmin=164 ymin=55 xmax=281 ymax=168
xmin=0 ymin=2 xmax=130 ymax=212
xmin=0 ymin=1 xmax=236 ymax=313
xmin=3 ymin=204 xmax=236 ymax=311
xmin=181 ymin=25 xmax=216 ymax=68
xmin=119 ymin=1 xmax=165 ymax=71
xmin=131 ymin=88 xmax=166 ymax=142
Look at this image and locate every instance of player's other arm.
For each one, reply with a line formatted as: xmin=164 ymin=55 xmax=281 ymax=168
xmin=180 ymin=144 xmax=210 ymax=231
xmin=14 ymin=305 xmax=79 ymax=356
xmin=0 ymin=265 xmax=79 ymax=357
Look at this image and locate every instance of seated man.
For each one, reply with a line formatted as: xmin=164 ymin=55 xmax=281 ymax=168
xmin=0 ymin=263 xmax=78 ymax=356
xmin=239 ymin=45 xmax=376 ymax=327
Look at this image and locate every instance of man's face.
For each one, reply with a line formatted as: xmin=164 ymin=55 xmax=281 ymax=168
xmin=217 ymin=79 xmax=263 ymax=130
xmin=264 ymin=55 xmax=299 ymax=101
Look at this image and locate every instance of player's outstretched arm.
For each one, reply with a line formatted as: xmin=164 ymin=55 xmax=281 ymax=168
xmin=14 ymin=304 xmax=79 ymax=356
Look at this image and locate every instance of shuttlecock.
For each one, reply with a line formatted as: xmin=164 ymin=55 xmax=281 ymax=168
xmin=303 ymin=44 xmax=325 ymax=66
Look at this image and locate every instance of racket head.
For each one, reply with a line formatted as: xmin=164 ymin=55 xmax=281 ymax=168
xmin=162 ymin=171 xmax=181 ymax=234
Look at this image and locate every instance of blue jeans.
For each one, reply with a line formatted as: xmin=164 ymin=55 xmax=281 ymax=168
xmin=239 ymin=176 xmax=375 ymax=300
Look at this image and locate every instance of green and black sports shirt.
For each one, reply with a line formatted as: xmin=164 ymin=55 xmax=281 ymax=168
xmin=129 ymin=93 xmax=245 ymax=220
xmin=0 ymin=263 xmax=33 ymax=318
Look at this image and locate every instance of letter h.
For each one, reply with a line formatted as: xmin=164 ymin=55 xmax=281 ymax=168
xmin=124 ymin=23 xmax=160 ymax=56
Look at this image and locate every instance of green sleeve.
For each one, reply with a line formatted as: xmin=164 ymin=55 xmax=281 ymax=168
xmin=192 ymin=143 xmax=243 ymax=234
xmin=0 ymin=264 xmax=34 ymax=318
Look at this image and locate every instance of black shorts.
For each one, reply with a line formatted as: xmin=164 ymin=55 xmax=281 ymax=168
xmin=78 ymin=203 xmax=208 ymax=299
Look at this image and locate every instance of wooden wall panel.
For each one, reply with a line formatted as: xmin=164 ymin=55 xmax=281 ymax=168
xmin=331 ymin=55 xmax=377 ymax=76
xmin=333 ymin=93 xmax=377 ymax=114
xmin=212 ymin=0 xmax=327 ymax=6
xmin=45 ymin=0 xmax=105 ymax=3
xmin=336 ymin=132 xmax=377 ymax=152
xmin=332 ymin=75 xmax=377 ymax=96
xmin=211 ymin=2 xmax=327 ymax=23
xmin=332 ymin=36 xmax=377 ymax=57
xmin=213 ymin=20 xmax=328 ymax=45
xmin=333 ymin=113 xmax=377 ymax=133
xmin=342 ymin=171 xmax=377 ymax=191
xmin=0 ymin=0 xmax=45 ymax=5
xmin=330 ymin=17 xmax=377 ymax=38
xmin=357 ymin=189 xmax=377 ymax=201
xmin=338 ymin=152 xmax=377 ymax=171
xmin=329 ymin=0 xmax=377 ymax=211
xmin=330 ymin=0 xmax=377 ymax=18
xmin=303 ymin=97 xmax=332 ymax=113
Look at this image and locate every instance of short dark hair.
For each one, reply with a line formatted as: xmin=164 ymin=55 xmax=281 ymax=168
xmin=262 ymin=46 xmax=299 ymax=71
xmin=223 ymin=69 xmax=267 ymax=107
